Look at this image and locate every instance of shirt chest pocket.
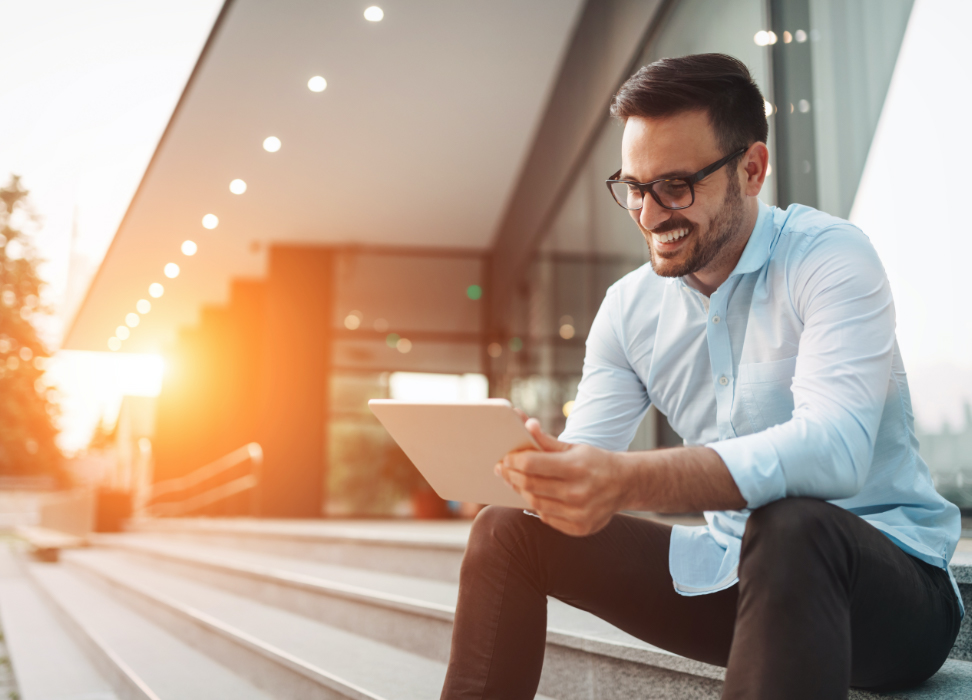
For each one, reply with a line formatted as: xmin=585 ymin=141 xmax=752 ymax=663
xmin=735 ymin=356 xmax=797 ymax=432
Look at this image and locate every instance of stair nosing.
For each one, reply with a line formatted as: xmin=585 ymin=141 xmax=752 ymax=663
xmin=65 ymin=553 xmax=397 ymax=700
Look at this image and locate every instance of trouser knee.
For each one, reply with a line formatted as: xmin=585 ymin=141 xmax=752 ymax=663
xmin=740 ymin=498 xmax=845 ymax=583
xmin=462 ymin=506 xmax=532 ymax=571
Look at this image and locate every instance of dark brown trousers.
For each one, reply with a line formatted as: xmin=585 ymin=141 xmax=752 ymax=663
xmin=440 ymin=498 xmax=961 ymax=699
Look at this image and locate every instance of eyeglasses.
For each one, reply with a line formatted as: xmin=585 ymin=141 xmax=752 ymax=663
xmin=605 ymin=146 xmax=749 ymax=211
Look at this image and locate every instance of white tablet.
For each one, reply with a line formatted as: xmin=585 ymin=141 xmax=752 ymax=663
xmin=368 ymin=399 xmax=537 ymax=508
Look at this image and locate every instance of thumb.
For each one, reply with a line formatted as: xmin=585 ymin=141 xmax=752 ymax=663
xmin=525 ymin=418 xmax=570 ymax=452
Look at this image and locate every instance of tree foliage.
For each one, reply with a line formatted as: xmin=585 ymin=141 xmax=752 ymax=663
xmin=0 ymin=175 xmax=62 ymax=479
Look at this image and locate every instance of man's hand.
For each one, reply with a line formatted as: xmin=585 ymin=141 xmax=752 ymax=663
xmin=494 ymin=417 xmax=630 ymax=537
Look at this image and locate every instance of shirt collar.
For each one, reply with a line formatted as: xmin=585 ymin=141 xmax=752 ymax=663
xmin=728 ymin=199 xmax=776 ymax=277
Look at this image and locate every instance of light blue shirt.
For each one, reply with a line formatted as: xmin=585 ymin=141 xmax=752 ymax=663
xmin=559 ymin=201 xmax=963 ymax=613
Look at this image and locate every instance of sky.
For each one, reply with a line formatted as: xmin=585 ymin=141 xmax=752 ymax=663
xmin=1 ymin=0 xmax=968 ymax=455
xmin=0 ymin=0 xmax=222 ymax=451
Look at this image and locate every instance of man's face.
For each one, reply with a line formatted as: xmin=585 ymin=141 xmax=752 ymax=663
xmin=620 ymin=111 xmax=746 ymax=278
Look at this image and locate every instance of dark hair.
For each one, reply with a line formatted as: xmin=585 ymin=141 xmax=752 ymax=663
xmin=610 ymin=54 xmax=768 ymax=155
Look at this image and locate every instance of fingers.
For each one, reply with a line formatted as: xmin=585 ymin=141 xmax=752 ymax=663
xmin=513 ymin=408 xmax=529 ymax=424
xmin=501 ymin=465 xmax=579 ymax=502
xmin=525 ymin=419 xmax=569 ymax=453
xmin=506 ymin=450 xmax=583 ymax=480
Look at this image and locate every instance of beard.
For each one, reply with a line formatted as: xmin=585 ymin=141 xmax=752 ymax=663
xmin=647 ymin=173 xmax=746 ymax=279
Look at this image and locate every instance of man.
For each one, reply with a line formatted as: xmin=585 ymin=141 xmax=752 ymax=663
xmin=439 ymin=54 xmax=963 ymax=699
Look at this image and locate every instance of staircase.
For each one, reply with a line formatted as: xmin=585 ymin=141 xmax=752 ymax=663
xmin=2 ymin=517 xmax=971 ymax=699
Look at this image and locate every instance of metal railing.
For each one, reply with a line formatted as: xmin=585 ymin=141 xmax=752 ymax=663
xmin=147 ymin=443 xmax=263 ymax=517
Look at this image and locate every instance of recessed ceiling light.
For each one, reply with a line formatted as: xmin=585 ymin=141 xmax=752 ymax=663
xmin=149 ymin=283 xmax=164 ymax=298
xmin=108 ymin=337 xmax=121 ymax=351
xmin=308 ymin=76 xmax=327 ymax=92
xmin=126 ymin=313 xmax=140 ymax=328
xmin=202 ymin=214 xmax=219 ymax=229
xmin=229 ymin=179 xmax=247 ymax=194
xmin=364 ymin=6 xmax=383 ymax=21
xmin=263 ymin=136 xmax=281 ymax=152
xmin=136 ymin=299 xmax=151 ymax=314
xmin=181 ymin=240 xmax=198 ymax=256
xmin=164 ymin=263 xmax=180 ymax=278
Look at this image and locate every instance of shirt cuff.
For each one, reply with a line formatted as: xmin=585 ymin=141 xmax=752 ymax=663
xmin=707 ymin=432 xmax=787 ymax=509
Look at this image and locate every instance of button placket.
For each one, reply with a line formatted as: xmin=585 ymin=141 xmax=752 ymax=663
xmin=706 ymin=293 xmax=736 ymax=439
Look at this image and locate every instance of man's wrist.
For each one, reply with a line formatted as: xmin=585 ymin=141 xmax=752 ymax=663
xmin=611 ymin=449 xmax=650 ymax=512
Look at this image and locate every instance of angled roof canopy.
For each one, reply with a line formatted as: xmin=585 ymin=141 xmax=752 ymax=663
xmin=65 ymin=0 xmax=584 ymax=353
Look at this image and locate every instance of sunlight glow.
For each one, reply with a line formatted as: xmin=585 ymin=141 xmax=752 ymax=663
xmin=229 ymin=178 xmax=247 ymax=194
xmin=115 ymin=326 xmax=130 ymax=340
xmin=307 ymin=76 xmax=327 ymax=92
xmin=389 ymin=372 xmax=488 ymax=402
xmin=181 ymin=240 xmax=197 ymax=256
xmin=149 ymin=283 xmax=164 ymax=298
xmin=364 ymin=6 xmax=384 ymax=22
xmin=136 ymin=299 xmax=151 ymax=314
xmin=125 ymin=313 xmax=140 ymax=328
xmin=164 ymin=262 xmax=180 ymax=278
xmin=263 ymin=136 xmax=281 ymax=152
xmin=108 ymin=337 xmax=121 ymax=351
xmin=201 ymin=214 xmax=219 ymax=229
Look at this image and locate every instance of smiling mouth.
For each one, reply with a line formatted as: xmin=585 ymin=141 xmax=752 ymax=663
xmin=651 ymin=228 xmax=689 ymax=244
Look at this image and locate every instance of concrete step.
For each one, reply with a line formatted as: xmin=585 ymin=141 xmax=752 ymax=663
xmin=0 ymin=544 xmax=117 ymax=700
xmin=95 ymin=533 xmax=972 ymax=700
xmin=24 ymin=555 xmax=274 ymax=700
xmin=125 ymin=517 xmax=468 ymax=582
xmin=61 ymin=548 xmax=555 ymax=700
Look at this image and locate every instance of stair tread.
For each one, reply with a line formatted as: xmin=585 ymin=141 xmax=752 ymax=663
xmin=29 ymin=561 xmax=273 ymax=700
xmin=104 ymin=533 xmax=681 ymax=660
xmin=102 ymin=533 xmax=972 ymax=699
xmin=66 ymin=549 xmax=555 ymax=700
xmin=0 ymin=546 xmax=117 ymax=700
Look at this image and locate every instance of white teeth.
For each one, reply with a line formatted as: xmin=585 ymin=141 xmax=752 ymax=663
xmin=654 ymin=228 xmax=688 ymax=243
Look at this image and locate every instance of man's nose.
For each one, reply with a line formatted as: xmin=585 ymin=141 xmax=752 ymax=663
xmin=637 ymin=194 xmax=671 ymax=232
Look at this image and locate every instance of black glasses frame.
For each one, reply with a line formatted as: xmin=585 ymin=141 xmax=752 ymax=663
xmin=606 ymin=146 xmax=750 ymax=211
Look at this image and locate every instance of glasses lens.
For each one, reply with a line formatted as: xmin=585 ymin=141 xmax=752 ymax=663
xmin=653 ymin=179 xmax=693 ymax=209
xmin=610 ymin=181 xmax=643 ymax=210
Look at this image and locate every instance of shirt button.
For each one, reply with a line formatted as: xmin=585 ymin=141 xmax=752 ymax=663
xmin=712 ymin=316 xmax=721 ymax=324
xmin=719 ymin=376 xmax=729 ymax=386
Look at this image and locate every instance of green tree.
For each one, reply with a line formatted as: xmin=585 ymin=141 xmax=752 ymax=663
xmin=0 ymin=175 xmax=61 ymax=480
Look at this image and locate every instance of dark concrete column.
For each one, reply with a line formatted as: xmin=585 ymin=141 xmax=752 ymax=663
xmin=257 ymin=246 xmax=334 ymax=517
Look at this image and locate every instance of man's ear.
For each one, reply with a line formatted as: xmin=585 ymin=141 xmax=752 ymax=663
xmin=741 ymin=142 xmax=770 ymax=197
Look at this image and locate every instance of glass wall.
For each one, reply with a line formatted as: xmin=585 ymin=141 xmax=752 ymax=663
xmin=327 ymin=248 xmax=487 ymax=516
